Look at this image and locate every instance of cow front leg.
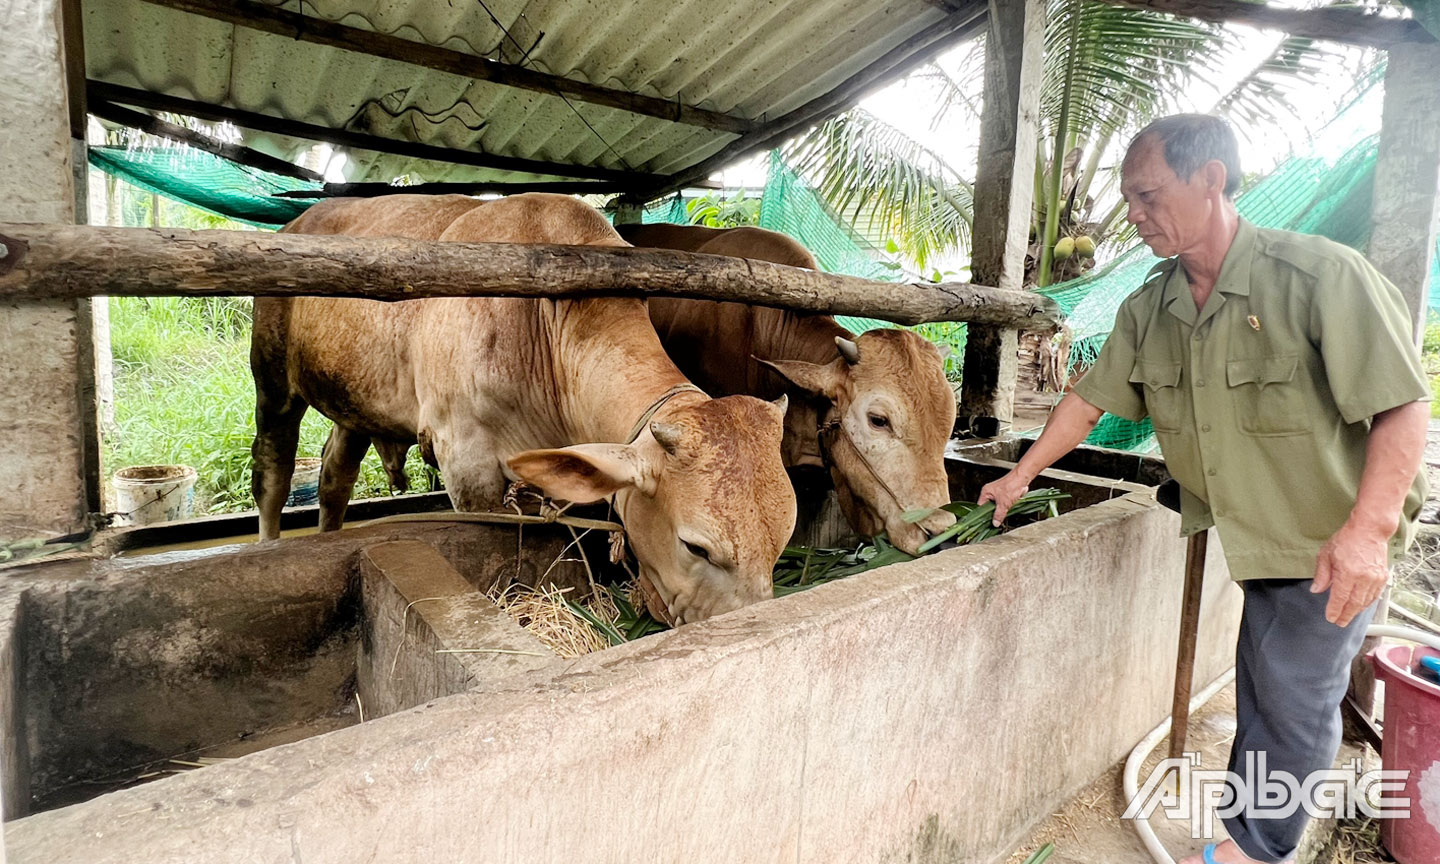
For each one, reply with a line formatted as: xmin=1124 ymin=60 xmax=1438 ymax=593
xmin=252 ymin=397 xmax=307 ymax=541
xmin=427 ymin=427 xmax=506 ymax=511
xmin=318 ymin=424 xmax=372 ymax=532
xmin=373 ymin=438 xmax=413 ymax=493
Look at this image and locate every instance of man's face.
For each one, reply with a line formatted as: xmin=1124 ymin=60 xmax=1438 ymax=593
xmin=1120 ymin=137 xmax=1216 ymax=259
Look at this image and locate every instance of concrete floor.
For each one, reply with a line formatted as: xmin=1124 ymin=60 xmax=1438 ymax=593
xmin=1002 ymin=683 xmax=1374 ymax=864
xmin=1003 ymin=683 xmax=1242 ymax=864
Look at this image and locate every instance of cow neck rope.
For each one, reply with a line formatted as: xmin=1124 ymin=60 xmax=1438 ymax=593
xmin=623 ymin=383 xmax=705 ymax=445
xmin=816 ymin=415 xmax=906 ymax=514
xmin=608 ymin=383 xmax=705 ymax=625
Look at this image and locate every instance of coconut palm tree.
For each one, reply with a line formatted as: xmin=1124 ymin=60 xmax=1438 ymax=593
xmin=785 ymin=0 xmax=1378 ymax=285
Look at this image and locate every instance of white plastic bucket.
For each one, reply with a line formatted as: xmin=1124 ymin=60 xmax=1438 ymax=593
xmin=287 ymin=457 xmax=322 ymax=507
xmin=112 ymin=465 xmax=197 ymax=526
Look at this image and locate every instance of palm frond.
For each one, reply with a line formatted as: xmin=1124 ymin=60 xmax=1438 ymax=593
xmin=911 ymin=45 xmax=987 ymax=132
xmin=1213 ymin=36 xmax=1379 ymax=133
xmin=786 ymin=110 xmax=973 ymax=269
xmin=1040 ymin=1 xmax=1225 ymax=143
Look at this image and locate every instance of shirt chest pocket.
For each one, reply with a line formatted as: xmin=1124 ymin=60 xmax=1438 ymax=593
xmin=1129 ymin=359 xmax=1185 ymax=434
xmin=1226 ymin=354 xmax=1307 ymax=437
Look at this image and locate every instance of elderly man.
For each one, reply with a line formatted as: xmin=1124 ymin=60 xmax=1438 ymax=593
xmin=981 ymin=114 xmax=1429 ymax=864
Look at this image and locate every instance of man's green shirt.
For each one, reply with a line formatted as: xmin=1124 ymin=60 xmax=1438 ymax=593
xmin=1073 ymin=219 xmax=1429 ymax=581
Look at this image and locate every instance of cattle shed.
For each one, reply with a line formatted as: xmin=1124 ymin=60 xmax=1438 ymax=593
xmin=1 ymin=1 xmax=1438 ymax=863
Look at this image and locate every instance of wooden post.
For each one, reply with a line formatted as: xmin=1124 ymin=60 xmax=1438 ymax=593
xmin=959 ymin=327 xmax=1020 ymax=434
xmin=0 ymin=0 xmax=100 ymax=828
xmin=0 ymin=0 xmax=97 ymax=544
xmin=961 ymin=0 xmax=1045 ymax=433
xmin=1349 ymin=39 xmax=1440 ymax=729
xmin=1169 ymin=530 xmax=1209 ymax=759
xmin=1368 ymin=42 xmax=1440 ymax=345
xmin=612 ymin=198 xmax=645 ymax=226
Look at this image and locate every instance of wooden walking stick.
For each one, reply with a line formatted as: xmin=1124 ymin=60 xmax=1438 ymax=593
xmin=1158 ymin=479 xmax=1208 ymax=759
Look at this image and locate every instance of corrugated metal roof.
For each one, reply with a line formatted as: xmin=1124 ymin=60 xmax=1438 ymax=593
xmin=82 ymin=0 xmax=974 ymax=186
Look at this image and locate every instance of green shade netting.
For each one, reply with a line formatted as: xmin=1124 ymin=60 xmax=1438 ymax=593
xmin=89 ymin=145 xmax=320 ymax=228
xmin=90 ymin=91 xmax=1437 ymax=453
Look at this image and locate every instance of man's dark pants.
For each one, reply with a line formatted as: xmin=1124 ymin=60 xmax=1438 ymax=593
xmin=1222 ymin=578 xmax=1376 ymax=863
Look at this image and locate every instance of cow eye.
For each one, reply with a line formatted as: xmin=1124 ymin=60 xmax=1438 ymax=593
xmin=868 ymin=414 xmax=890 ymax=430
xmin=683 ymin=540 xmax=711 ymax=562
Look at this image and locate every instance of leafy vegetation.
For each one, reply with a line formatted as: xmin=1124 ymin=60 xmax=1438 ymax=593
xmin=1423 ymin=319 xmax=1440 ymax=419
xmin=105 ymin=296 xmax=430 ymax=515
xmin=685 ymin=189 xmax=762 ymax=228
xmin=571 ymin=490 xmax=1070 ymax=643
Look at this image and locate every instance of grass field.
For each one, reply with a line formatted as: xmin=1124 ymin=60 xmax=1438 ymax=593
xmin=103 ymin=296 xmax=429 ymax=515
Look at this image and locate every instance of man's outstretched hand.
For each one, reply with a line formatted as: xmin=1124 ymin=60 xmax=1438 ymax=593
xmin=978 ymin=471 xmax=1031 ymax=527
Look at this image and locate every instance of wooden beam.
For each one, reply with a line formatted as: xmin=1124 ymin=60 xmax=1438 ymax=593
xmin=60 ymin=0 xmax=87 ymax=140
xmin=59 ymin=0 xmax=105 ymax=520
xmin=278 ymin=178 xmax=721 ymax=198
xmin=91 ymin=100 xmax=325 ymax=183
xmin=88 ymin=81 xmax=663 ymax=186
xmin=1102 ymin=0 xmax=1436 ymax=49
xmin=276 ymin=180 xmax=630 ymax=198
xmin=135 ymin=0 xmax=756 ymax=136
xmin=960 ymin=0 xmax=1047 ymax=434
xmin=0 ymin=223 xmax=1064 ymax=329
xmin=641 ymin=3 xmax=989 ymax=199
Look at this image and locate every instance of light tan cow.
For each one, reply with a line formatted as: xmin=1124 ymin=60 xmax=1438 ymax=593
xmin=251 ymin=194 xmax=796 ymax=625
xmin=617 ymin=223 xmax=957 ymax=555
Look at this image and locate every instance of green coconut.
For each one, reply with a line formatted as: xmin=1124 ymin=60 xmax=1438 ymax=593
xmin=1053 ymin=236 xmax=1076 ymax=260
xmin=1075 ymin=235 xmax=1096 ymax=257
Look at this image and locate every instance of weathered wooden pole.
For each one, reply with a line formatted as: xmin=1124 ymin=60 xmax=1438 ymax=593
xmin=1369 ymin=42 xmax=1440 ymax=344
xmin=961 ymin=0 xmax=1046 ymax=434
xmin=1350 ymin=38 xmax=1440 ymax=724
xmin=1168 ymin=530 xmax=1209 ymax=759
xmin=0 ymin=224 xmax=1064 ymax=329
xmin=611 ymin=198 xmax=645 ymax=226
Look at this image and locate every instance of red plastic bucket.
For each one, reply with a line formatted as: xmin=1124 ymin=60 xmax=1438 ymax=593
xmin=1369 ymin=644 xmax=1440 ymax=864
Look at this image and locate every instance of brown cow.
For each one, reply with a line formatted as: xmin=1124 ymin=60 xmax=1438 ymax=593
xmin=617 ymin=223 xmax=957 ymax=555
xmin=251 ymin=194 xmax=796 ymax=625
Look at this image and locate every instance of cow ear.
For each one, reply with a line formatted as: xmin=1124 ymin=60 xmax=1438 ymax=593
xmin=753 ymin=356 xmax=844 ymax=399
xmin=507 ymin=444 xmax=657 ymax=502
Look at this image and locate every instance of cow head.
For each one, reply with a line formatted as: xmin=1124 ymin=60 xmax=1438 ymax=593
xmin=507 ymin=395 xmax=796 ymax=625
xmin=760 ymin=329 xmax=957 ymax=556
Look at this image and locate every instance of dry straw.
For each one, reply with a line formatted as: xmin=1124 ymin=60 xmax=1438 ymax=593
xmin=487 ymin=582 xmax=623 ymax=659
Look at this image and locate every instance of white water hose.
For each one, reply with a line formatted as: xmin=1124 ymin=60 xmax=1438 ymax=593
xmin=1125 ymin=623 xmax=1440 ymax=864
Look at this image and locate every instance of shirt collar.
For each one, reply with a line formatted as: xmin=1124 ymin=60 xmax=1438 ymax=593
xmin=1162 ymin=217 xmax=1256 ymax=326
xmin=1214 ymin=217 xmax=1255 ymax=298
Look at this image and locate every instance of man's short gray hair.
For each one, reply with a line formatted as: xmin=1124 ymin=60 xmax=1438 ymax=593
xmin=1129 ymin=114 xmax=1241 ymax=198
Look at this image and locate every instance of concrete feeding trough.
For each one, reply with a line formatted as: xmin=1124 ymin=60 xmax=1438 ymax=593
xmin=0 ymin=444 xmax=1242 ymax=864
xmin=0 ymin=517 xmax=586 ymax=817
